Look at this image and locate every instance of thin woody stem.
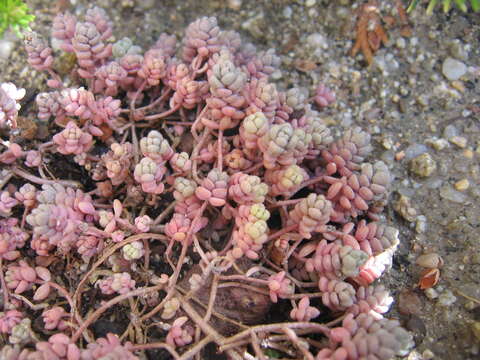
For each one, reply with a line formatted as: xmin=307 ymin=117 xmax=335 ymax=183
xmin=268 ymin=223 xmax=298 ymax=241
xmin=144 ymin=104 xmax=181 ymax=121
xmin=12 ymin=167 xmax=82 ymax=188
xmin=220 ymin=322 xmax=331 ymax=347
xmin=71 ymin=283 xmax=165 ymax=342
xmin=73 ymin=233 xmax=169 ymax=315
xmin=129 ymin=342 xmax=180 ymax=359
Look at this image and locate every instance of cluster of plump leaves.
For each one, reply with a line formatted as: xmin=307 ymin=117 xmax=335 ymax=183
xmin=0 ymin=0 xmax=35 ymax=37
xmin=407 ymin=0 xmax=480 ymax=14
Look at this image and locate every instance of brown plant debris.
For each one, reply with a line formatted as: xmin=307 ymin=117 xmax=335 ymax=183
xmin=350 ymin=1 xmax=389 ymax=66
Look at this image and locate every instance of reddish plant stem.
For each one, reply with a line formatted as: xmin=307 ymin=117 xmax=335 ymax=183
xmin=191 ymin=105 xmax=208 ymax=140
xmin=268 ymin=224 xmax=299 ymax=241
xmin=165 ymin=120 xmax=195 ymax=126
xmin=129 ymin=81 xmax=146 ymax=116
xmin=191 ymin=129 xmax=210 ymax=183
xmin=0 ymin=259 xmax=9 ymax=306
xmin=129 ymin=342 xmax=180 ymax=358
xmin=217 ymin=130 xmax=223 ymax=172
xmin=73 ymin=233 xmax=169 ymax=316
xmin=47 ymin=281 xmax=83 ymax=327
xmin=192 ymin=234 xmax=209 ymax=265
xmin=296 ymin=175 xmax=324 ymax=193
xmin=169 ymin=202 xmax=207 ymax=287
xmin=144 ymin=104 xmax=181 ymax=121
xmin=0 ymin=171 xmax=13 ymax=190
xmin=139 ymin=202 xmax=207 ymax=322
xmin=178 ymin=335 xmax=213 ymax=360
xmin=139 ymin=88 xmax=172 ymax=112
xmin=270 ymin=198 xmax=303 ymax=208
xmin=220 ymin=322 xmax=331 ymax=347
xmin=219 ymin=274 xmax=269 ymax=286
xmin=217 ymin=282 xmax=270 ymax=296
xmin=244 ymin=162 xmax=263 ymax=174
xmin=282 ymin=326 xmax=314 ymax=360
xmin=179 ymin=295 xmax=243 ymax=360
xmin=193 ymin=274 xmax=218 ymax=359
xmin=153 ymin=201 xmax=176 ymax=225
xmin=251 ymin=331 xmax=267 ymax=360
xmin=12 ymin=167 xmax=82 ymax=188
xmin=71 ymin=283 xmax=164 ymax=343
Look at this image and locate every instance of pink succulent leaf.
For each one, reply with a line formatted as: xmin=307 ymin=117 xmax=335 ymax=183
xmin=24 ymin=32 xmax=54 ymax=71
xmin=314 ymin=84 xmax=336 ymax=108
xmin=166 ymin=316 xmax=194 ymax=348
xmin=0 ymin=310 xmax=23 ymax=334
xmin=268 ymin=271 xmax=294 ymax=303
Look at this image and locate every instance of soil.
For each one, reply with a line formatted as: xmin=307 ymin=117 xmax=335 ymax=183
xmin=1 ymin=0 xmax=479 ymax=359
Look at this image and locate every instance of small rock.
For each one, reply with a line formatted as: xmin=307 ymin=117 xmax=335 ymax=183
xmin=0 ymin=39 xmax=14 ymax=59
xmin=415 ymin=215 xmax=427 ymax=233
xmin=425 ymin=287 xmax=439 ymax=299
xmin=398 ymin=290 xmax=423 ymax=315
xmin=410 ymin=153 xmax=436 ymax=177
xmin=394 ymin=194 xmax=417 ymax=222
xmin=241 ymin=13 xmax=265 ymax=40
xmin=305 ymin=0 xmax=316 ymax=7
xmin=472 ymin=322 xmax=480 ymax=341
xmin=449 ymin=40 xmax=468 ymax=61
xmin=422 ymin=349 xmax=435 ymax=360
xmin=463 ymin=149 xmax=474 ymax=159
xmin=442 ymin=57 xmax=467 ymax=81
xmin=439 ymin=186 xmax=468 ymax=203
xmin=454 ymin=179 xmax=469 ymax=191
xmin=283 ymin=6 xmax=293 ymax=18
xmin=438 ymin=290 xmax=457 ymax=306
xmin=449 ymin=136 xmax=467 ymax=148
xmin=426 ymin=137 xmax=448 ymax=151
xmin=227 ymin=0 xmax=242 ymax=10
xmin=306 ymin=33 xmax=328 ymax=50
xmin=443 ymin=124 xmax=458 ymax=139
xmin=404 ymin=143 xmax=428 ymax=160
xmin=396 ymin=38 xmax=406 ymax=49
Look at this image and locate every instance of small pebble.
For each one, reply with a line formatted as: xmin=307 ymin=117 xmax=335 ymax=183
xmin=426 ymin=138 xmax=448 ymax=151
xmin=394 ymin=195 xmax=417 ymax=222
xmin=451 ymin=80 xmax=465 ymax=93
xmin=0 ymin=39 xmax=14 ymax=59
xmin=454 ymin=179 xmax=469 ymax=191
xmin=398 ymin=290 xmax=423 ymax=315
xmin=449 ymin=136 xmax=467 ymax=148
xmin=463 ymin=149 xmax=474 ymax=159
xmin=404 ymin=143 xmax=429 ymax=160
xmin=438 ymin=290 xmax=457 ymax=306
xmin=442 ymin=57 xmax=467 ymax=81
xmin=443 ymin=124 xmax=458 ymax=139
xmin=472 ymin=322 xmax=480 ymax=341
xmin=305 ymin=0 xmax=316 ymax=7
xmin=227 ymin=0 xmax=242 ymax=10
xmin=422 ymin=349 xmax=435 ymax=360
xmin=415 ymin=215 xmax=427 ymax=233
xmin=416 ymin=253 xmax=443 ymax=268
xmin=396 ymin=38 xmax=406 ymax=49
xmin=440 ymin=186 xmax=468 ymax=203
xmin=410 ymin=153 xmax=436 ymax=177
xmin=425 ymin=288 xmax=438 ymax=299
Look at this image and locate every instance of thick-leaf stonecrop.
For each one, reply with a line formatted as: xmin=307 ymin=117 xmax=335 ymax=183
xmin=0 ymin=6 xmax=416 ymax=360
xmin=0 ymin=0 xmax=35 ymax=37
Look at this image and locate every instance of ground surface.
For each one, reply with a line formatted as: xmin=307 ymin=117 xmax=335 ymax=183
xmin=0 ymin=0 xmax=479 ymax=359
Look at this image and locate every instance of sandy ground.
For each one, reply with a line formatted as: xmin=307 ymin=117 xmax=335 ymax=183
xmin=1 ymin=0 xmax=479 ymax=359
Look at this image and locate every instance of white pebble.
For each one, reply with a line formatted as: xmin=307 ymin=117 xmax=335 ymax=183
xmin=442 ymin=57 xmax=467 ymax=81
xmin=438 ymin=290 xmax=457 ymax=306
xmin=0 ymin=39 xmax=14 ymax=59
